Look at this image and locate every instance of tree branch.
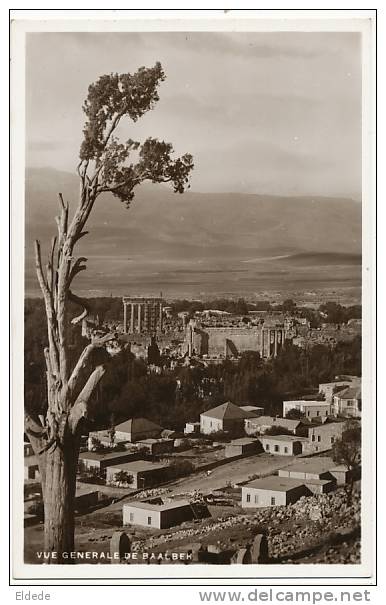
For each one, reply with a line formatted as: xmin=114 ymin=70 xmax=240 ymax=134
xmin=34 ymin=240 xmax=50 ymax=301
xmin=67 ymin=333 xmax=116 ymax=396
xmin=69 ymin=257 xmax=88 ymax=285
xmin=68 ymin=290 xmax=90 ymax=325
xmin=68 ymin=365 xmax=106 ymax=433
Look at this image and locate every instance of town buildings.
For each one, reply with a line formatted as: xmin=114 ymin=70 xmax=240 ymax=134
xmin=332 ymin=386 xmax=362 ymax=418
xmin=304 ymin=421 xmax=346 ymax=453
xmin=245 ymin=415 xmax=303 ymax=436
xmin=224 ymin=438 xmax=261 ymax=458
xmin=123 ymin=498 xmax=202 ymax=529
xmin=277 ymin=459 xmax=350 ymax=491
xmin=106 ymin=460 xmax=169 ymax=489
xmin=242 ymin=476 xmax=308 ymax=508
xmin=114 ymin=417 xmax=163 ymax=442
xmin=135 ymin=438 xmax=174 ymax=455
xmin=78 ymin=450 xmax=141 ymax=475
xmin=200 ymin=401 xmax=255 ymax=435
xmin=89 ymin=417 xmax=163 ymax=446
xmin=258 ymin=435 xmax=306 ymax=456
xmin=283 ymin=400 xmax=331 ymax=419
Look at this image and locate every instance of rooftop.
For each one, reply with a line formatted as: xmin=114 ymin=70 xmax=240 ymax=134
xmin=137 ymin=438 xmax=173 ymax=445
xmin=284 ymin=400 xmax=331 ymax=407
xmin=334 ymin=386 xmax=361 ymax=400
xmin=245 ymin=476 xmax=306 ymax=492
xmin=124 ymin=498 xmax=191 ymax=512
xmin=201 ymin=401 xmax=253 ymax=421
xmin=247 ymin=416 xmax=301 ymax=429
xmin=106 ymin=460 xmax=168 ymax=473
xmin=282 ymin=457 xmax=335 ymax=475
xmin=79 ymin=450 xmax=136 ymax=461
xmin=240 ymin=405 xmax=264 ymax=412
xmin=115 ymin=417 xmax=163 ymax=434
xmin=303 ymin=478 xmax=335 ymax=486
xmin=259 ymin=434 xmax=307 ymax=442
xmin=228 ymin=438 xmax=259 ymax=446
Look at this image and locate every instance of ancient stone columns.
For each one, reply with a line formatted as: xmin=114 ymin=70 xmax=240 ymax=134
xmin=261 ymin=327 xmax=286 ymax=358
xmin=122 ymin=297 xmax=164 ymax=334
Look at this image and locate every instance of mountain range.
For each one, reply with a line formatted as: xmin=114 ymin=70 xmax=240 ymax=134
xmin=25 ymin=168 xmax=361 ymax=299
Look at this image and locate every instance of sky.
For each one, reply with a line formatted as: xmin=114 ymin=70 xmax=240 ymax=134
xmin=26 ymin=31 xmax=362 ymax=200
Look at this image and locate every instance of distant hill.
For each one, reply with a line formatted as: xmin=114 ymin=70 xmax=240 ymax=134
xmin=25 ymin=167 xmax=361 ymax=297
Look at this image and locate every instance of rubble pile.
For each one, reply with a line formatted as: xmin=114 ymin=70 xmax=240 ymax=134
xmin=134 ymin=487 xmax=171 ymax=499
xmin=130 ymin=487 xmax=361 ymax=564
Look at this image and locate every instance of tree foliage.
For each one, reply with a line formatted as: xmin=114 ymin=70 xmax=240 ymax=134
xmin=79 ymin=64 xmax=193 ymax=207
xmin=332 ymin=420 xmax=361 ymax=471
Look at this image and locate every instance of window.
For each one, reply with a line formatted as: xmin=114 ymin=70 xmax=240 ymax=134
xmin=331 ymin=436 xmax=335 ymax=444
xmin=316 ymin=411 xmax=320 ymax=416
xmin=254 ymin=495 xmax=259 ymax=504
xmin=246 ymin=494 xmax=251 ymax=503
xmin=307 ymin=411 xmax=310 ymax=417
xmin=129 ymin=513 xmax=134 ymax=522
xmin=284 ymin=446 xmax=288 ymax=453
xmin=311 ymin=434 xmax=316 ymax=442
xmin=274 ymin=445 xmax=279 ymax=452
xmin=265 ymin=443 xmax=270 ymax=451
xmin=271 ymin=497 xmax=276 ymax=505
xmin=147 ymin=516 xmax=152 ymax=525
xmin=317 ymin=435 xmax=321 ymax=442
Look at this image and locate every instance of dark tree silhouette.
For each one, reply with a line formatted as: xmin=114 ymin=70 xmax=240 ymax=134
xmin=332 ymin=420 xmax=361 ymax=502
xmin=25 ymin=63 xmax=193 ymax=563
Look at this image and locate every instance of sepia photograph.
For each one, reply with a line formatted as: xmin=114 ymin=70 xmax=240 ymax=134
xmin=10 ymin=11 xmax=376 ymax=583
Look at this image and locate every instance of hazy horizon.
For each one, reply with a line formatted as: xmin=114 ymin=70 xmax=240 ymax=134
xmin=26 ymin=31 xmax=362 ymax=201
xmin=25 ymin=31 xmax=362 ymax=299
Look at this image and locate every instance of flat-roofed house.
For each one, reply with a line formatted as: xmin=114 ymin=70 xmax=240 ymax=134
xmin=184 ymin=422 xmax=200 ymax=435
xmin=258 ymin=435 xmax=306 ymax=456
xmin=78 ymin=450 xmax=141 ymax=476
xmin=106 ymin=460 xmax=169 ymax=489
xmin=242 ymin=476 xmax=309 ymax=508
xmin=305 ymin=421 xmax=346 ymax=453
xmin=225 ymin=438 xmax=261 ymax=458
xmin=283 ymin=400 xmax=331 ymax=420
xmin=136 ymin=438 xmax=174 ymax=456
xmin=332 ymin=386 xmax=361 ymax=418
xmin=279 ymin=457 xmax=357 ymax=487
xmin=278 ymin=458 xmax=337 ymax=493
xmin=278 ymin=457 xmax=336 ymax=480
xmin=123 ymin=498 xmax=202 ymax=529
xmin=319 ymin=381 xmax=353 ymax=404
xmin=200 ymin=401 xmax=253 ymax=435
xmin=329 ymin=464 xmax=355 ymax=485
xmin=298 ymin=478 xmax=336 ymax=495
xmin=245 ymin=416 xmax=303 ymax=436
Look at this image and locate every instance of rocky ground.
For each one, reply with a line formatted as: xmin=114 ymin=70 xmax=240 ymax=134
xmin=124 ymin=485 xmax=361 ymax=564
xmin=24 ymin=458 xmax=361 ymax=565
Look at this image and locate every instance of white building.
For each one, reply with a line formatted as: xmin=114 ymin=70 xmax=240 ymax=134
xmin=242 ymin=476 xmax=308 ymax=508
xmin=283 ymin=400 xmax=332 ymax=420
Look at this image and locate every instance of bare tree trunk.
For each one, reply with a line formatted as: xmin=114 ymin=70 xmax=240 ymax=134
xmin=43 ymin=435 xmax=78 ymax=563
